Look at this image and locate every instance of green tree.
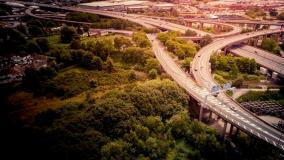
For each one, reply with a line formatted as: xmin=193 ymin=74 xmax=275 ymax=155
xmin=185 ymin=29 xmax=197 ymax=36
xmin=28 ymin=25 xmax=43 ymax=37
xmin=182 ymin=57 xmax=192 ymax=72
xmin=114 ymin=36 xmax=132 ymax=50
xmin=128 ymin=70 xmax=137 ymax=81
xmin=70 ymin=39 xmax=82 ymax=49
xmin=232 ymin=78 xmax=244 ymax=88
xmin=94 ymin=38 xmax=115 ymax=61
xmin=60 ymin=26 xmax=79 ymax=43
xmin=200 ymin=35 xmax=213 ymax=47
xmin=145 ymin=58 xmax=160 ymax=72
xmin=16 ymin=24 xmax=28 ymax=35
xmin=148 ymin=69 xmax=158 ymax=79
xmin=66 ymin=12 xmax=99 ymax=22
xmin=123 ymin=47 xmax=151 ymax=64
xmin=0 ymin=28 xmax=27 ymax=54
xmin=36 ymin=38 xmax=50 ymax=53
xmin=261 ymin=38 xmax=280 ymax=54
xmin=101 ymin=140 xmax=130 ymax=160
xmin=81 ymin=52 xmax=103 ymax=70
xmin=83 ymin=24 xmax=90 ymax=37
xmin=105 ymin=57 xmax=114 ymax=72
xmin=132 ymin=32 xmax=151 ymax=48
xmin=25 ymin=41 xmax=42 ymax=54
xmin=229 ymin=62 xmax=239 ymax=78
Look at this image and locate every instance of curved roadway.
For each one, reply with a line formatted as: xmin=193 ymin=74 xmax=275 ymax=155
xmin=191 ymin=29 xmax=284 ymax=151
xmin=148 ymin=32 xmax=284 ymax=151
xmin=229 ymin=45 xmax=284 ymax=76
xmin=3 ymin=0 xmax=284 ymax=152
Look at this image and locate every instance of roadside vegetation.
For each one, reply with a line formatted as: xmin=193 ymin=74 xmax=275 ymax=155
xmin=210 ymin=53 xmax=261 ymax=88
xmin=1 ymin=10 xmax=283 ymax=160
xmin=237 ymin=88 xmax=284 ymax=106
xmin=157 ymin=31 xmax=199 ymax=72
xmin=66 ymin=12 xmax=156 ymax=32
xmin=245 ymin=8 xmax=266 ymax=19
xmin=260 ymin=38 xmax=281 ymax=55
xmin=1 ymin=23 xmax=230 ymax=160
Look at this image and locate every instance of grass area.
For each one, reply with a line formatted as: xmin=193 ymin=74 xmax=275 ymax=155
xmin=237 ymin=90 xmax=284 ymax=106
xmin=213 ymin=70 xmax=263 ymax=87
xmin=4 ymin=64 xmax=146 ymax=118
xmin=2 ymin=33 xmax=158 ymax=121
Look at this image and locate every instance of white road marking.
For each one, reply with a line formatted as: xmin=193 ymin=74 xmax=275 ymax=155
xmin=273 ymin=141 xmax=276 ymax=146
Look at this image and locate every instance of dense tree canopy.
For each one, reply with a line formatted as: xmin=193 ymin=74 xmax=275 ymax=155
xmin=158 ymin=31 xmax=198 ymax=59
xmin=132 ymin=32 xmax=151 ymax=48
xmin=0 ymin=28 xmax=27 ymax=54
xmin=261 ymin=38 xmax=281 ymax=55
xmin=210 ymin=54 xmax=257 ymax=74
xmin=200 ymin=34 xmax=213 ymax=47
xmin=66 ymin=12 xmax=100 ymax=22
xmin=6 ymin=79 xmax=228 ymax=160
xmin=60 ymin=26 xmax=79 ymax=43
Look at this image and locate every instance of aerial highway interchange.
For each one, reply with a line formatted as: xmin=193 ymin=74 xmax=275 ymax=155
xmin=2 ymin=0 xmax=284 ymax=152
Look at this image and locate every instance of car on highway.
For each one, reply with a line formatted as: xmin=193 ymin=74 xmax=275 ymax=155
xmin=230 ymin=106 xmax=237 ymax=111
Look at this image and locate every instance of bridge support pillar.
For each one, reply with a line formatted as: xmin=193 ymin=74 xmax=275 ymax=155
xmin=234 ymin=128 xmax=240 ymax=137
xmin=253 ymin=38 xmax=258 ymax=47
xmin=208 ymin=111 xmax=212 ymax=122
xmin=229 ymin=124 xmax=234 ymax=136
xmin=222 ymin=121 xmax=228 ymax=137
xmin=199 ymin=105 xmax=204 ymax=122
xmin=200 ymin=23 xmax=204 ymax=29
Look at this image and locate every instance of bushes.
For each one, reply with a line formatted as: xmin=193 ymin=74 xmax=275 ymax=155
xmin=6 ymin=79 xmax=230 ymax=160
xmin=148 ymin=69 xmax=158 ymax=79
xmin=211 ymin=54 xmax=257 ymax=74
xmin=157 ymin=31 xmax=197 ymax=60
xmin=132 ymin=32 xmax=151 ymax=48
xmin=66 ymin=12 xmax=100 ymax=22
xmin=200 ymin=35 xmax=213 ymax=47
xmin=184 ymin=29 xmax=197 ymax=36
xmin=214 ymin=74 xmax=227 ymax=84
xmin=261 ymin=38 xmax=281 ymax=55
xmin=60 ymin=26 xmax=79 ymax=43
xmin=122 ymin=47 xmax=152 ymax=64
xmin=237 ymin=90 xmax=284 ymax=103
xmin=71 ymin=50 xmax=103 ymax=70
xmin=232 ymin=78 xmax=244 ymax=88
xmin=245 ymin=8 xmax=266 ymax=19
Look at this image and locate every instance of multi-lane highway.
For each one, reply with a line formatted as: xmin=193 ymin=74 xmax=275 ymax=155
xmin=191 ymin=29 xmax=284 ymax=151
xmin=0 ymin=0 xmax=241 ymax=37
xmin=2 ymin=0 xmax=284 ymax=152
xmin=149 ymin=32 xmax=284 ymax=151
xmin=229 ymin=45 xmax=284 ymax=76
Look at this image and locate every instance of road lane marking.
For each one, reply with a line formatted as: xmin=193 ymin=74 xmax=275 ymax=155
xmin=265 ymin=137 xmax=268 ymax=142
xmin=273 ymin=141 xmax=276 ymax=146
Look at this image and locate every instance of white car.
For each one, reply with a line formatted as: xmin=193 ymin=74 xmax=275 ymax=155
xmin=230 ymin=106 xmax=237 ymax=111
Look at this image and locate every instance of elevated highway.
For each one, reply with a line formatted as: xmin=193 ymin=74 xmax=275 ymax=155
xmin=149 ymin=29 xmax=284 ymax=152
xmin=229 ymin=45 xmax=284 ymax=77
xmin=2 ymin=0 xmax=284 ymax=152
xmin=191 ymin=29 xmax=284 ymax=151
